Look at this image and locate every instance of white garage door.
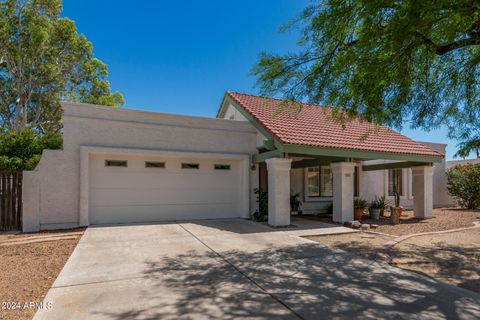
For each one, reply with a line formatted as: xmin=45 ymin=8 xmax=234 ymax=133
xmin=89 ymin=154 xmax=244 ymax=224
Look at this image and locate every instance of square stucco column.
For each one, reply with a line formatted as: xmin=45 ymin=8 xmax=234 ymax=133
xmin=412 ymin=166 xmax=434 ymax=219
xmin=266 ymin=158 xmax=292 ymax=227
xmin=331 ymin=162 xmax=356 ymax=223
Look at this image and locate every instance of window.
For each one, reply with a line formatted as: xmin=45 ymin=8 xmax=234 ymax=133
xmin=105 ymin=160 xmax=127 ymax=167
xmin=388 ymin=168 xmax=403 ymax=196
xmin=307 ymin=167 xmax=320 ymax=196
xmin=214 ymin=164 xmax=231 ymax=170
xmin=307 ymin=166 xmax=333 ymax=197
xmin=320 ymin=167 xmax=333 ymax=197
xmin=145 ymin=161 xmax=165 ymax=168
xmin=181 ymin=163 xmax=199 ymax=169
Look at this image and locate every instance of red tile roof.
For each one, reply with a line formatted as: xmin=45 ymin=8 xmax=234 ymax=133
xmin=222 ymin=92 xmax=442 ymax=158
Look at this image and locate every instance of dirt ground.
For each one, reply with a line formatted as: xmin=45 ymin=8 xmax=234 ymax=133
xmin=0 ymin=229 xmax=84 ymax=320
xmin=307 ymin=227 xmax=480 ymax=294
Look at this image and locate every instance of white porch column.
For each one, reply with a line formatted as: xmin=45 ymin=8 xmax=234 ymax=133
xmin=412 ymin=166 xmax=434 ymax=219
xmin=331 ymin=162 xmax=356 ymax=223
xmin=266 ymin=158 xmax=292 ymax=227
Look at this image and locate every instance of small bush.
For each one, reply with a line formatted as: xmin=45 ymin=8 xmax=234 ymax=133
xmin=446 ymin=164 xmax=480 ymax=209
xmin=0 ymin=129 xmax=63 ymax=171
xmin=251 ymin=188 xmax=268 ymax=222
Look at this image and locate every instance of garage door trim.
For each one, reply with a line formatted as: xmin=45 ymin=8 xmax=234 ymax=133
xmin=79 ymin=146 xmax=250 ymax=226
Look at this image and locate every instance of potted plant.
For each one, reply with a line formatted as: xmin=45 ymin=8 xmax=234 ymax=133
xmin=390 ymin=191 xmax=402 ymax=225
xmin=290 ymin=192 xmax=302 ymax=215
xmin=369 ymin=197 xmax=383 ymax=220
xmin=375 ymin=195 xmax=389 ymax=217
xmin=353 ymin=198 xmax=368 ymax=221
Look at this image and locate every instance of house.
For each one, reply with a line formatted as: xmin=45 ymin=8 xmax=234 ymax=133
xmin=22 ymin=92 xmax=447 ymax=232
xmin=447 ymin=157 xmax=480 ymax=169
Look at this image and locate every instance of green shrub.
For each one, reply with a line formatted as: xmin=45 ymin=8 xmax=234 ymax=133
xmin=446 ymin=164 xmax=480 ymax=209
xmin=252 ymin=188 xmax=268 ymax=222
xmin=0 ymin=129 xmax=63 ymax=172
xmin=353 ymin=197 xmax=368 ymax=209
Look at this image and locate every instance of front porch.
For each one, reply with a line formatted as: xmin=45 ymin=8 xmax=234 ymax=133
xmin=255 ymin=141 xmax=440 ymax=227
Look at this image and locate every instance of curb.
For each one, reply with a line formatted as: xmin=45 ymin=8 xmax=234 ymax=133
xmin=383 ymin=221 xmax=480 ymax=247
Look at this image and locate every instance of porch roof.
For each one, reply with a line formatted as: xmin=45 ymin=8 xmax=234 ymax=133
xmin=218 ymin=92 xmax=443 ymax=163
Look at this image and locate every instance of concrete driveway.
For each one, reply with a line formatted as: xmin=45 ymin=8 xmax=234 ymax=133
xmin=34 ymin=219 xmax=480 ymax=320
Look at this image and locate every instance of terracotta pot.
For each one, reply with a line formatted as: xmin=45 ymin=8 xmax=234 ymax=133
xmin=380 ymin=209 xmax=385 ymax=217
xmin=354 ymin=208 xmax=364 ymax=221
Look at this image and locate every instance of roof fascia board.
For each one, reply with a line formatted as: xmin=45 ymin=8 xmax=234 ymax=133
xmin=362 ymin=161 xmax=433 ymax=171
xmin=253 ymin=150 xmax=284 ymax=163
xmin=281 ymin=144 xmax=443 ymax=163
xmin=291 ymin=157 xmax=348 ymax=169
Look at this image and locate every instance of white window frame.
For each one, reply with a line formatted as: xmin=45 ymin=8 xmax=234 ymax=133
xmin=385 ymin=168 xmax=411 ymax=200
xmin=303 ymin=166 xmax=333 ymax=202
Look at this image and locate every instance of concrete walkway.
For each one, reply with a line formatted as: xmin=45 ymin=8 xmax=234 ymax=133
xmin=34 ymin=219 xmax=480 ymax=320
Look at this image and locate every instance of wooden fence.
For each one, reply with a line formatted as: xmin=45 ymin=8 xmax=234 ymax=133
xmin=0 ymin=172 xmax=23 ymax=231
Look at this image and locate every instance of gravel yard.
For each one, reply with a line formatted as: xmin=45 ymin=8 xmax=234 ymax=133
xmin=0 ymin=230 xmax=84 ymax=320
xmin=362 ymin=208 xmax=480 ymax=236
xmin=306 ymin=209 xmax=480 ymax=294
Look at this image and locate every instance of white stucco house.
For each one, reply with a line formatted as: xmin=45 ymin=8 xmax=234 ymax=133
xmin=22 ymin=92 xmax=450 ymax=232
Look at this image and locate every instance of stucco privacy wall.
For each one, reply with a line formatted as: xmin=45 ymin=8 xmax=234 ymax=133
xmin=23 ymin=103 xmax=258 ymax=231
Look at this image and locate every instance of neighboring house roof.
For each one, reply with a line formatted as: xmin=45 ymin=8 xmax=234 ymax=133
xmin=447 ymin=158 xmax=480 ymax=169
xmin=219 ymin=92 xmax=443 ymax=159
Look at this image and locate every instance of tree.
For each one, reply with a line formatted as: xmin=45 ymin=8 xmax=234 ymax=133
xmin=252 ymin=1 xmax=480 ymax=157
xmin=0 ymin=0 xmax=124 ymax=134
xmin=0 ymin=128 xmax=62 ymax=171
xmin=446 ymin=164 xmax=480 ymax=209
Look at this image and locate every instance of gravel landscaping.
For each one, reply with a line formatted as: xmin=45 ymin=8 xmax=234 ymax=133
xmin=0 ymin=230 xmax=84 ymax=320
xmin=305 ymin=207 xmax=480 ymax=236
xmin=306 ymin=209 xmax=480 ymax=294
xmin=362 ymin=208 xmax=480 ymax=236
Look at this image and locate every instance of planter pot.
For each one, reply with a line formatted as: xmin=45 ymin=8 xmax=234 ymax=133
xmin=370 ymin=208 xmax=381 ymax=220
xmin=354 ymin=208 xmax=364 ymax=221
xmin=380 ymin=209 xmax=385 ymax=217
xmin=390 ymin=206 xmax=401 ymax=225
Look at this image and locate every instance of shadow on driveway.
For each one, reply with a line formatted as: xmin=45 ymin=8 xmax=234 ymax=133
xmin=98 ymin=242 xmax=480 ymax=320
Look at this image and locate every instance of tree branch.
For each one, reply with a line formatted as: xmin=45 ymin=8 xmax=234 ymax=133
xmin=435 ymin=37 xmax=480 ymax=55
xmin=416 ymin=31 xmax=480 ymax=56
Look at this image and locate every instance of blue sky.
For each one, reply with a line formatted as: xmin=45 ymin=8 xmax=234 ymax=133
xmin=62 ymin=0 xmax=465 ymax=160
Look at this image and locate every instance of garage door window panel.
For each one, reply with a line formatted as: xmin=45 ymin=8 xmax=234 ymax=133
xmin=214 ymin=164 xmax=231 ymax=170
xmin=145 ymin=161 xmax=165 ymax=168
xmin=182 ymin=163 xmax=200 ymax=169
xmin=105 ymin=160 xmax=128 ymax=167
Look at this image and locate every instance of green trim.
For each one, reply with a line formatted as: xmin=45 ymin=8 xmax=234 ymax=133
xmin=362 ymin=161 xmax=432 ymax=171
xmin=263 ymin=139 xmax=276 ymax=151
xmin=253 ymin=150 xmax=284 ymax=163
xmin=280 ymin=144 xmax=442 ymax=163
xmin=291 ymin=157 xmax=347 ymax=169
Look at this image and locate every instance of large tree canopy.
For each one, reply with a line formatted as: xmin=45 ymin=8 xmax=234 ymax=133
xmin=0 ymin=0 xmax=124 ymax=133
xmin=253 ymin=0 xmax=480 ymax=157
